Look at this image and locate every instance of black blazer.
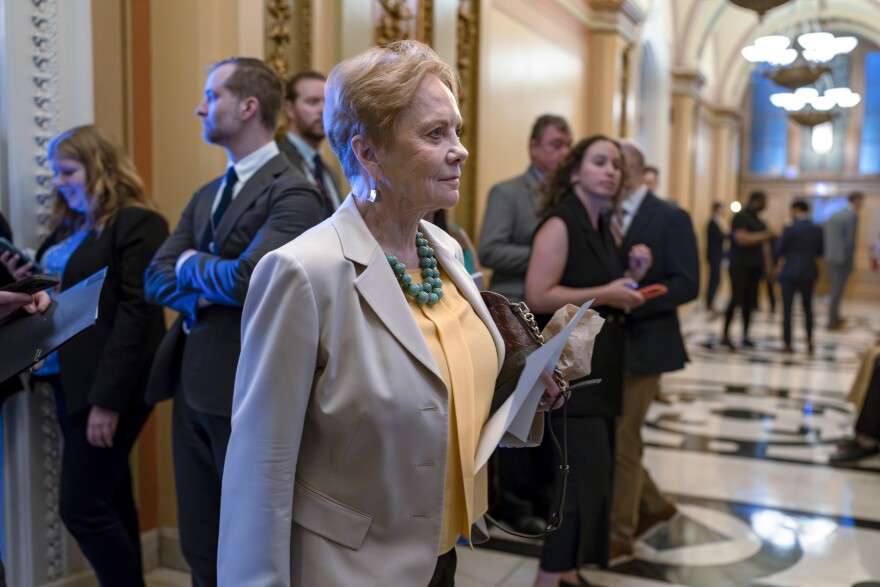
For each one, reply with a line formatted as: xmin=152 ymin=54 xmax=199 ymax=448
xmin=706 ymin=218 xmax=725 ymax=264
xmin=775 ymin=219 xmax=824 ymax=283
xmin=533 ymin=195 xmax=626 ymax=418
xmin=618 ymin=192 xmax=699 ymax=375
xmin=38 ymin=206 xmax=169 ymax=416
xmin=144 ymin=154 xmax=324 ymax=417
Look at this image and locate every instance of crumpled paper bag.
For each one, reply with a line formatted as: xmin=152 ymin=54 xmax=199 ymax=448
xmin=541 ymin=304 xmax=604 ymax=381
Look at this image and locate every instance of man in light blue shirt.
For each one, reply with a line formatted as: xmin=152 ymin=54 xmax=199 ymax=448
xmin=278 ymin=71 xmax=343 ymax=217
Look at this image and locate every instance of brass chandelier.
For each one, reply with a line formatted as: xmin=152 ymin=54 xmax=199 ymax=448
xmin=729 ymin=0 xmax=793 ymax=18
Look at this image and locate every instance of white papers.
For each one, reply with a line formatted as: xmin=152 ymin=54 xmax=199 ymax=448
xmin=475 ymin=300 xmax=594 ymax=471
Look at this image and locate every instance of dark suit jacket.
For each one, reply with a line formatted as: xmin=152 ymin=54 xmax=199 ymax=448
xmin=144 ymin=154 xmax=323 ymax=417
xmin=619 ymin=193 xmax=700 ymax=375
xmin=706 ymin=218 xmax=725 ymax=264
xmin=277 ymin=136 xmax=343 ymax=214
xmin=39 ymin=207 xmax=169 ymax=416
xmin=775 ymin=218 xmax=824 ymax=283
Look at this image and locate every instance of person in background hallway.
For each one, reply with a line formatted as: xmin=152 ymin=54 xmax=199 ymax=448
xmin=609 ymin=141 xmax=699 ymax=561
xmin=721 ymin=191 xmax=775 ymax=349
xmin=527 ymin=136 xmax=652 ymax=587
xmin=217 ymin=41 xmax=560 ymax=586
xmin=277 ymin=71 xmax=343 ymax=218
xmin=643 ymin=165 xmax=659 ymax=195
xmin=761 ymin=240 xmax=777 ymax=314
xmin=774 ymin=199 xmax=823 ymax=354
xmin=479 ymin=114 xmax=572 ymax=534
xmin=705 ymin=201 xmax=726 ymax=313
xmin=144 ymin=57 xmax=324 ymax=587
xmin=824 ymin=192 xmax=863 ymax=330
xmin=4 ymin=125 xmax=168 ymax=586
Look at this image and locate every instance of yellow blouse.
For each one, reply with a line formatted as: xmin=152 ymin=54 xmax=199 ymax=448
xmin=404 ymin=268 xmax=498 ymax=554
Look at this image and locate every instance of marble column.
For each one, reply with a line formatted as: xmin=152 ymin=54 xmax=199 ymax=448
xmin=585 ymin=0 xmax=643 ymax=137
xmin=0 ymin=1 xmax=94 ymax=585
xmin=667 ymin=68 xmax=705 ymax=209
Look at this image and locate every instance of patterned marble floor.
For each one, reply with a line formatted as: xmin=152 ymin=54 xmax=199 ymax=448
xmin=146 ymin=296 xmax=880 ymax=587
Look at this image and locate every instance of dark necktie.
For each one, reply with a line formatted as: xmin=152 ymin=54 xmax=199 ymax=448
xmin=312 ymin=153 xmax=334 ymax=217
xmin=611 ymin=207 xmax=628 ymax=248
xmin=213 ymin=166 xmax=238 ymax=229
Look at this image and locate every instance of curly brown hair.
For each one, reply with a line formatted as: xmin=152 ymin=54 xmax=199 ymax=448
xmin=536 ymin=134 xmax=626 ymax=218
xmin=47 ymin=125 xmax=155 ymax=238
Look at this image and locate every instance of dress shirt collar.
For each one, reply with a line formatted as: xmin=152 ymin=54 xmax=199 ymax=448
xmin=286 ymin=132 xmax=318 ymax=169
xmin=228 ymin=140 xmax=280 ymax=195
xmin=618 ymin=184 xmax=648 ymax=233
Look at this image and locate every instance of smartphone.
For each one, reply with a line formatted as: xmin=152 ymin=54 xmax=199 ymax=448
xmin=636 ymin=283 xmax=668 ymax=300
xmin=0 ymin=274 xmax=59 ymax=294
xmin=0 ymin=237 xmax=44 ymax=273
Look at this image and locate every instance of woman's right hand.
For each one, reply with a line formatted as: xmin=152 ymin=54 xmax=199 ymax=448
xmin=0 ymin=251 xmax=36 ymax=281
xmin=601 ymin=278 xmax=646 ymax=310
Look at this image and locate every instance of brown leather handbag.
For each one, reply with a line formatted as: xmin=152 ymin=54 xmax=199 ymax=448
xmin=480 ymin=290 xmax=570 ymax=539
xmin=480 ymin=291 xmax=547 ymax=414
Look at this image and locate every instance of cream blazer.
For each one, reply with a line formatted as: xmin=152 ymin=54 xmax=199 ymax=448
xmin=218 ymin=195 xmax=541 ymax=586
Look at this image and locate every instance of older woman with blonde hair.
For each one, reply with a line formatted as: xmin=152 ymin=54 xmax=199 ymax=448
xmin=3 ymin=124 xmax=167 ymax=586
xmin=218 ymin=41 xmax=562 ymax=586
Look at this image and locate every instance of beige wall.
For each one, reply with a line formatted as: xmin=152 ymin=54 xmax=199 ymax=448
xmin=473 ymin=0 xmax=587 ymax=237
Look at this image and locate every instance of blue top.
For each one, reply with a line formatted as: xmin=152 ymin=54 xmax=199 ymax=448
xmin=33 ymin=228 xmax=90 ymax=376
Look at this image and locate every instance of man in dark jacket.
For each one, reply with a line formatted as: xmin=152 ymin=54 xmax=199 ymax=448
xmin=705 ymin=202 xmax=726 ymax=313
xmin=774 ymin=199 xmax=823 ymax=353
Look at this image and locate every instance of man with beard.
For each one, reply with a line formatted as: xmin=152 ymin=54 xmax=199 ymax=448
xmin=278 ymin=71 xmax=343 ymax=218
xmin=144 ymin=57 xmax=324 ymax=587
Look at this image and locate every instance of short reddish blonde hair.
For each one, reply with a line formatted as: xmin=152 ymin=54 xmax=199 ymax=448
xmin=324 ymin=40 xmax=460 ymax=184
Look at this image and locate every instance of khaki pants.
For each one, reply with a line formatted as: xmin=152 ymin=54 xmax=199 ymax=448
xmin=611 ymin=372 xmax=673 ymax=545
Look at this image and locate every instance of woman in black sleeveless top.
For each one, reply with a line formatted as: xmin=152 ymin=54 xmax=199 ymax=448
xmin=526 ymin=136 xmax=651 ymax=587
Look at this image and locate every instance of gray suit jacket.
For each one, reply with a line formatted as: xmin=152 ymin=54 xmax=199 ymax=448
xmin=218 ymin=195 xmax=542 ymax=586
xmin=277 ymin=136 xmax=343 ymax=212
xmin=144 ymin=154 xmax=324 ymax=416
xmin=824 ymin=206 xmax=858 ymax=266
xmin=478 ymin=168 xmax=541 ymax=302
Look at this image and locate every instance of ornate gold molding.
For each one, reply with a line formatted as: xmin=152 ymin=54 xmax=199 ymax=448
xmin=419 ymin=0 xmax=434 ymax=46
xmin=266 ymin=0 xmax=293 ymax=81
xmin=456 ymin=0 xmax=480 ymax=235
xmin=375 ymin=0 xmax=416 ymax=46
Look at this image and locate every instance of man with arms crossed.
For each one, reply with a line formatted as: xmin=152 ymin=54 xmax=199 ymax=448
xmin=144 ymin=57 xmax=323 ymax=587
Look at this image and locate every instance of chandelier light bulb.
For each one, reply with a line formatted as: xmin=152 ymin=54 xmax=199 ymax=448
xmin=836 ymin=92 xmax=861 ymax=108
xmin=832 ymin=36 xmax=858 ymax=55
xmin=797 ymin=31 xmax=833 ymax=50
xmin=811 ymin=95 xmax=836 ymax=111
xmin=756 ymin=35 xmax=791 ymax=51
xmin=794 ymin=87 xmax=819 ymax=101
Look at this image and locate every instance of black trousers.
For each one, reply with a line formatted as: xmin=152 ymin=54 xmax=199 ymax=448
xmin=52 ymin=382 xmax=152 ymax=587
xmin=539 ymin=416 xmax=614 ymax=572
xmin=856 ymin=361 xmax=880 ymax=441
xmin=780 ymin=278 xmax=815 ymax=346
xmin=428 ymin=549 xmax=457 ymax=586
xmin=723 ymin=265 xmax=762 ymax=340
xmin=705 ymin=258 xmax=721 ymax=309
xmin=172 ymin=395 xmax=232 ymax=587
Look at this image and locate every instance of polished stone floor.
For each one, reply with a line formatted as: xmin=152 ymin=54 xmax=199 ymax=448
xmin=147 ymin=297 xmax=880 ymax=587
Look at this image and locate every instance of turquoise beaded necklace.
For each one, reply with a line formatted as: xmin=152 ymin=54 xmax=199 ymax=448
xmin=387 ymin=231 xmax=443 ymax=306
